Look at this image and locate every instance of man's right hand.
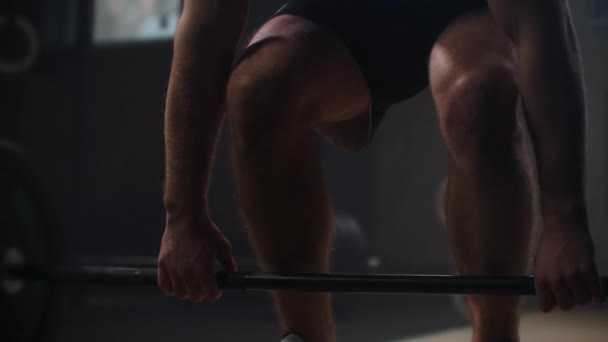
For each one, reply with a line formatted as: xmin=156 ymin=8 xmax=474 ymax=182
xmin=157 ymin=216 xmax=237 ymax=302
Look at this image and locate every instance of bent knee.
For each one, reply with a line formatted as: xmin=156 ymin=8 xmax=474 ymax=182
xmin=432 ymin=60 xmax=518 ymax=112
xmin=227 ymin=55 xmax=308 ymax=127
xmin=433 ymin=63 xmax=521 ymax=166
xmin=225 ymin=46 xmax=320 ymax=154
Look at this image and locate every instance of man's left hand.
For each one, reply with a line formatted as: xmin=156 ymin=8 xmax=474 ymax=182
xmin=534 ymin=223 xmax=605 ymax=312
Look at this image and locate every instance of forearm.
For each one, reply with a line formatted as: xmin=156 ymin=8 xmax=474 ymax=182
xmin=163 ymin=0 xmax=248 ymax=217
xmin=492 ymin=0 xmax=587 ymax=225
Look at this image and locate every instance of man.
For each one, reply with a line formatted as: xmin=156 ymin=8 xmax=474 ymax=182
xmin=158 ymin=0 xmax=605 ymax=341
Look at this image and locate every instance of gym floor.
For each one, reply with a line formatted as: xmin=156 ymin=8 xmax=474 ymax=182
xmin=47 ymin=286 xmax=608 ymax=342
xmin=48 ymin=286 xmax=467 ymax=342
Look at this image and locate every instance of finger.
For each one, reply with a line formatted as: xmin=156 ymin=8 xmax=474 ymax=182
xmin=182 ymin=267 xmax=207 ymax=303
xmin=200 ymin=253 xmax=221 ymax=302
xmin=190 ymin=276 xmax=206 ymax=303
xmin=536 ymin=279 xmax=556 ymax=313
xmin=201 ymin=273 xmax=221 ymax=302
xmin=196 ymin=278 xmax=207 ymax=303
xmin=184 ymin=273 xmax=203 ymax=302
xmin=168 ymin=273 xmax=183 ymax=298
xmin=585 ymin=266 xmax=606 ymax=305
xmin=158 ymin=267 xmax=174 ymax=296
xmin=554 ymin=278 xmax=576 ymax=311
xmin=191 ymin=295 xmax=205 ymax=303
xmin=171 ymin=272 xmax=188 ymax=299
xmin=568 ymin=272 xmax=592 ymax=306
xmin=217 ymin=243 xmax=238 ymax=272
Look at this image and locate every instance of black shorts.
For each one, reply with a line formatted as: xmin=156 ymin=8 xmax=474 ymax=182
xmin=274 ymin=0 xmax=488 ymax=134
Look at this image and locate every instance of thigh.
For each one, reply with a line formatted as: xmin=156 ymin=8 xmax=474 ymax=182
xmin=232 ymin=15 xmax=372 ymax=144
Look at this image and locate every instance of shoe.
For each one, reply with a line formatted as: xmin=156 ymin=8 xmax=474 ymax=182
xmin=280 ymin=333 xmax=305 ymax=342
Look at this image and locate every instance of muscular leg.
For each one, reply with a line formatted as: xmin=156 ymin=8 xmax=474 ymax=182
xmin=430 ymin=10 xmax=536 ymax=342
xmin=226 ymin=15 xmax=371 ymax=342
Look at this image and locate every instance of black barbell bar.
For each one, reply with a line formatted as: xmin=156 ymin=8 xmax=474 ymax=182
xmin=5 ymin=264 xmax=608 ymax=296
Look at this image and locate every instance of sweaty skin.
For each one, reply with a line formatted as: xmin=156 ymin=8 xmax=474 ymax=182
xmin=159 ymin=0 xmax=604 ymax=311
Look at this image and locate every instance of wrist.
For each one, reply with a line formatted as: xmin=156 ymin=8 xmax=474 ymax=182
xmin=163 ymin=198 xmax=210 ymax=221
xmin=164 ymin=211 xmax=213 ymax=235
xmin=541 ymin=195 xmax=588 ymax=228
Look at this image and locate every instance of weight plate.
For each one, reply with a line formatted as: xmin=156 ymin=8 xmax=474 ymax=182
xmin=1 ymin=142 xmax=54 ymax=342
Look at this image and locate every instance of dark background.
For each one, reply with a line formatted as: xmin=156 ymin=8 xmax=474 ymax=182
xmin=1 ymin=1 xmax=607 ymax=340
xmin=4 ymin=0 xmax=606 ymax=272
